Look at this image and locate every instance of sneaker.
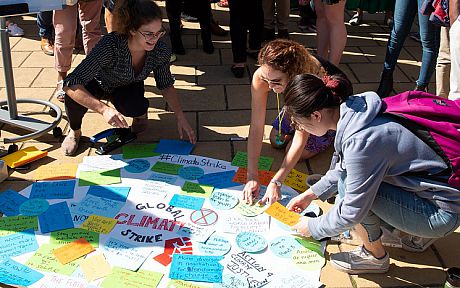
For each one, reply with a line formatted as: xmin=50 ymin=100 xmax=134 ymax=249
xmin=7 ymin=23 xmax=24 ymax=37
xmin=330 ymin=246 xmax=390 ymax=274
xmin=41 ymin=37 xmax=54 ymax=56
xmin=401 ymin=236 xmax=436 ymax=253
xmin=181 ymin=12 xmax=198 ymax=22
xmin=348 ymin=12 xmax=363 ymax=26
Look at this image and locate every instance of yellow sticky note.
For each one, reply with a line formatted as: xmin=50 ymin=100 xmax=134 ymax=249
xmin=0 ymin=146 xmax=47 ymax=168
xmin=52 ymin=238 xmax=95 ymax=265
xmin=284 ymin=169 xmax=308 ymax=192
xmin=80 ymin=253 xmax=112 ymax=282
xmin=34 ymin=163 xmax=78 ymax=181
xmin=265 ymin=202 xmax=300 ymax=227
xmin=81 ymin=215 xmax=118 ymax=234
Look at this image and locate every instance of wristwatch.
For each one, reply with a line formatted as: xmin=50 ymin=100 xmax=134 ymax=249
xmin=270 ymin=178 xmax=282 ymax=187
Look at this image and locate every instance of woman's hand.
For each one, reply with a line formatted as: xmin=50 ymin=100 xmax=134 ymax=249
xmin=292 ymin=216 xmax=311 ymax=237
xmin=286 ymin=190 xmax=316 ymax=213
xmin=260 ymin=182 xmax=281 ymax=205
xmin=176 ymin=115 xmax=196 ymax=144
xmin=243 ymin=179 xmax=260 ymax=205
xmin=102 ymin=106 xmax=129 ymax=128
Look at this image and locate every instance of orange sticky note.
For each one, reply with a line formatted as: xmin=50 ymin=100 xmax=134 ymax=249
xmin=0 ymin=146 xmax=47 ymax=168
xmin=232 ymin=168 xmax=275 ymax=186
xmin=34 ymin=163 xmax=78 ymax=181
xmin=265 ymin=202 xmax=300 ymax=227
xmin=53 ymin=238 xmax=95 ymax=265
xmin=81 ymin=215 xmax=118 ymax=234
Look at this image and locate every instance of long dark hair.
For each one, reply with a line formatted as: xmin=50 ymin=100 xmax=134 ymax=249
xmin=114 ymin=0 xmax=162 ymax=36
xmin=284 ymin=74 xmax=353 ymax=119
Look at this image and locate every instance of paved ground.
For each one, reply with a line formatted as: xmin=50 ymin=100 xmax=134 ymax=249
xmin=0 ymin=4 xmax=458 ymax=287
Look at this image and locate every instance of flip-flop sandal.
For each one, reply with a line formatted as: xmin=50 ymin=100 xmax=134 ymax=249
xmin=217 ymin=0 xmax=228 ymax=7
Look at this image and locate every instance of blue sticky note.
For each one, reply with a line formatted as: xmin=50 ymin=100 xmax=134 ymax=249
xmin=87 ymin=186 xmax=131 ymax=202
xmin=30 ymin=180 xmax=76 ymax=199
xmin=20 ymin=198 xmax=49 ymax=216
xmin=74 ymin=194 xmax=125 ymax=219
xmin=125 ymin=159 xmax=151 ymax=173
xmin=0 ymin=258 xmax=44 ymax=286
xmin=236 ymin=232 xmax=267 ymax=253
xmin=0 ymin=229 xmax=39 ymax=258
xmin=170 ymin=194 xmax=205 ymax=210
xmin=198 ymin=171 xmax=238 ymax=189
xmin=169 ymin=254 xmax=223 ymax=283
xmin=179 ymin=166 xmax=205 ymax=180
xmin=154 ymin=139 xmax=194 ymax=155
xmin=148 ymin=173 xmax=178 ymax=185
xmin=38 ymin=202 xmax=74 ymax=233
xmin=0 ymin=189 xmax=28 ymax=216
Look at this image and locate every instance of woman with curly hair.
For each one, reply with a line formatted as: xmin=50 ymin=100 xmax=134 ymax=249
xmin=243 ymin=39 xmax=352 ymax=205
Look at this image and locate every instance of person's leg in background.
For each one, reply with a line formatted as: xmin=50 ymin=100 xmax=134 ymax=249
xmin=262 ymin=0 xmax=276 ymax=41
xmin=449 ymin=16 xmax=460 ymax=100
xmin=228 ymin=0 xmax=248 ymax=78
xmin=276 ymin=0 xmax=291 ymax=38
xmin=323 ymin=0 xmax=346 ymax=65
xmin=78 ymin=0 xmax=103 ymax=55
xmin=436 ymin=27 xmax=450 ymax=98
xmin=191 ymin=0 xmax=214 ymax=53
xmin=166 ymin=0 xmax=185 ymax=55
xmin=314 ymin=0 xmax=328 ymax=59
xmin=247 ymin=0 xmax=264 ymax=56
xmin=37 ymin=11 xmax=54 ymax=56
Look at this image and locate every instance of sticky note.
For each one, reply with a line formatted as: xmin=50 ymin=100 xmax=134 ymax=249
xmin=122 ymin=143 xmax=160 ymax=159
xmin=53 ymin=238 xmax=95 ymax=265
xmin=154 ymin=139 xmax=194 ymax=155
xmin=80 ymin=253 xmax=111 ymax=282
xmin=19 ymin=198 xmax=49 ymax=216
xmin=125 ymin=159 xmax=151 ymax=173
xmin=73 ymin=194 xmax=125 ymax=219
xmin=209 ymin=189 xmax=239 ymax=210
xmin=198 ymin=170 xmax=237 ymax=189
xmin=181 ymin=181 xmax=214 ymax=198
xmin=0 ymin=189 xmax=28 ymax=216
xmin=291 ymin=247 xmax=325 ymax=270
xmin=51 ymin=228 xmax=99 ymax=248
xmin=140 ymin=180 xmax=178 ymax=198
xmin=170 ymin=194 xmax=205 ymax=210
xmin=0 ymin=146 xmax=47 ymax=168
xmin=231 ymin=151 xmax=274 ymax=171
xmin=232 ymin=168 xmax=275 ymax=186
xmin=87 ymin=186 xmax=131 ymax=202
xmin=30 ymin=180 xmax=76 ymax=199
xmin=167 ymin=280 xmax=208 ymax=288
xmin=101 ymin=267 xmax=163 ymax=288
xmin=179 ymin=166 xmax=205 ymax=180
xmin=151 ymin=161 xmax=183 ymax=175
xmin=0 ymin=258 xmax=43 ymax=286
xmin=0 ymin=229 xmax=38 ymax=258
xmin=284 ymin=169 xmax=308 ymax=192
xmin=102 ymin=238 xmax=151 ymax=271
xmin=197 ymin=234 xmax=231 ymax=256
xmin=148 ymin=173 xmax=178 ymax=184
xmin=78 ymin=169 xmax=121 ymax=186
xmin=0 ymin=215 xmax=38 ymax=237
xmin=81 ymin=155 xmax=127 ymax=171
xmin=236 ymin=232 xmax=267 ymax=253
xmin=235 ymin=201 xmax=266 ymax=217
xmin=81 ymin=215 xmax=117 ymax=234
xmin=265 ymin=202 xmax=300 ymax=227
xmin=169 ymin=254 xmax=223 ymax=283
xmin=294 ymin=236 xmax=323 ymax=255
xmin=38 ymin=202 xmax=74 ymax=233
xmin=26 ymin=244 xmax=80 ymax=275
xmin=269 ymin=236 xmax=302 ymax=258
xmin=34 ymin=163 xmax=78 ymax=180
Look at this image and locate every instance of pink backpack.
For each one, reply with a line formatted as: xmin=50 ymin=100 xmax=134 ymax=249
xmin=381 ymin=91 xmax=460 ymax=189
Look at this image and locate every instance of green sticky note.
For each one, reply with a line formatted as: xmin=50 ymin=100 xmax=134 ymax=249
xmin=231 ymin=151 xmax=274 ymax=171
xmin=26 ymin=244 xmax=80 ymax=276
xmin=294 ymin=236 xmax=323 ymax=255
xmin=78 ymin=169 xmax=121 ymax=186
xmin=151 ymin=161 xmax=183 ymax=175
xmin=181 ymin=181 xmax=214 ymax=198
xmin=51 ymin=228 xmax=99 ymax=248
xmin=0 ymin=215 xmax=38 ymax=237
xmin=101 ymin=267 xmax=163 ymax=288
xmin=122 ymin=143 xmax=160 ymax=159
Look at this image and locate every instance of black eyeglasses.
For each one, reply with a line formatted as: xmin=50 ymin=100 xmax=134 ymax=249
xmin=138 ymin=28 xmax=166 ymax=41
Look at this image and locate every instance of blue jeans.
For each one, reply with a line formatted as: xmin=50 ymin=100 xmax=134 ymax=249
xmin=37 ymin=11 xmax=53 ymax=39
xmin=338 ymin=172 xmax=460 ymax=242
xmin=383 ymin=0 xmax=440 ymax=87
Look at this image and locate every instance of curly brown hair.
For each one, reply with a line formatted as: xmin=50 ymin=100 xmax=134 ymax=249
xmin=258 ymin=39 xmax=326 ymax=80
xmin=114 ymin=0 xmax=162 ymax=37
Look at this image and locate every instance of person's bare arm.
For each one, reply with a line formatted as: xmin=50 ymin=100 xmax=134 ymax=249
xmin=450 ymin=0 xmax=459 ymax=25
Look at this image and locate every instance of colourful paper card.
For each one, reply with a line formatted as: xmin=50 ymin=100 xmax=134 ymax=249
xmin=51 ymin=228 xmax=99 ymax=248
xmin=148 ymin=172 xmax=178 ymax=185
xmin=284 ymin=169 xmax=308 ymax=192
xmin=38 ymin=202 xmax=74 ymax=233
xmin=78 ymin=169 xmax=121 ymax=186
xmin=19 ymin=198 xmax=49 ymax=216
xmin=0 ymin=189 xmax=28 ymax=216
xmin=122 ymin=143 xmax=160 ymax=159
xmin=170 ymin=194 xmax=205 ymax=210
xmin=53 ymin=238 xmax=95 ymax=265
xmin=169 ymin=254 xmax=223 ymax=283
xmin=0 ymin=229 xmax=38 ymax=258
xmin=81 ymin=215 xmax=117 ymax=234
xmin=80 ymin=253 xmax=112 ymax=282
xmin=181 ymin=181 xmax=214 ymax=198
xmin=198 ymin=170 xmax=238 ymax=189
xmin=30 ymin=180 xmax=76 ymax=199
xmin=265 ymin=202 xmax=300 ymax=227
xmin=33 ymin=163 xmax=78 ymax=181
xmin=73 ymin=194 xmax=125 ymax=219
xmin=101 ymin=267 xmax=163 ymax=288
xmin=0 ymin=215 xmax=38 ymax=237
xmin=231 ymin=151 xmax=274 ymax=171
xmin=232 ymin=167 xmax=275 ymax=186
xmin=0 ymin=258 xmax=43 ymax=286
xmin=26 ymin=244 xmax=80 ymax=276
xmin=0 ymin=146 xmax=47 ymax=168
xmin=167 ymin=280 xmax=208 ymax=288
xmin=154 ymin=139 xmax=194 ymax=155
xmin=87 ymin=186 xmax=130 ymax=202
xmin=151 ymin=161 xmax=183 ymax=175
xmin=102 ymin=238 xmax=150 ymax=271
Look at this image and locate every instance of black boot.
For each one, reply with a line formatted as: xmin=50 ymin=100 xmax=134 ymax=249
xmin=376 ymin=70 xmax=394 ymax=98
xmin=201 ymin=32 xmax=214 ymax=54
xmin=171 ymin=35 xmax=186 ymax=55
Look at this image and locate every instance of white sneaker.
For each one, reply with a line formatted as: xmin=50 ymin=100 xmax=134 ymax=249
xmin=401 ymin=235 xmax=436 ymax=253
xmin=330 ymin=246 xmax=390 ymax=274
xmin=7 ymin=23 xmax=24 ymax=37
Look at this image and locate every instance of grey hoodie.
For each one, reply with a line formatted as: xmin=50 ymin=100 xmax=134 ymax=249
xmin=308 ymin=92 xmax=460 ymax=240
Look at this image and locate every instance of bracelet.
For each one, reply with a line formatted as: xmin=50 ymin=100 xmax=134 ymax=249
xmin=270 ymin=178 xmax=282 ymax=187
